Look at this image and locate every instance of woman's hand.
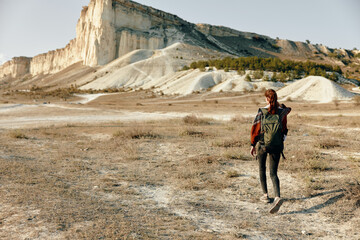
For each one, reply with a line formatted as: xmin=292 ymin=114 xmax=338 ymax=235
xmin=250 ymin=146 xmax=256 ymax=157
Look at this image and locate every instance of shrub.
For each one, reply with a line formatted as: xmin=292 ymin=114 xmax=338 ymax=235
xmin=271 ymin=72 xmax=277 ymax=82
xmin=253 ymin=70 xmax=264 ymax=79
xmin=237 ymin=70 xmax=245 ymax=75
xmin=182 ymin=65 xmax=190 ymax=71
xmin=245 ymin=74 xmax=252 ymax=82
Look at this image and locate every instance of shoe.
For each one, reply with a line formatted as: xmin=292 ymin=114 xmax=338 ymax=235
xmin=269 ymin=197 xmax=283 ymax=214
xmin=260 ymin=195 xmax=270 ymax=203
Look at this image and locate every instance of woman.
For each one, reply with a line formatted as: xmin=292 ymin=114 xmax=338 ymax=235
xmin=250 ymin=89 xmax=291 ymax=214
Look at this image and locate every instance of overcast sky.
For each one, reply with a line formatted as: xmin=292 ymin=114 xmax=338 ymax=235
xmin=0 ymin=0 xmax=359 ymax=64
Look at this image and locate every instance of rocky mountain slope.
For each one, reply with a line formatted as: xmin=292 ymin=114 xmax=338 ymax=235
xmin=0 ymin=0 xmax=358 ymax=87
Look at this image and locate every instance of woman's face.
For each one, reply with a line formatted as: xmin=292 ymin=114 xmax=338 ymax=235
xmin=265 ymin=97 xmax=270 ymax=104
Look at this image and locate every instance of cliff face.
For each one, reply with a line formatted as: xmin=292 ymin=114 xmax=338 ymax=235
xmin=0 ymin=0 xmax=351 ymax=80
xmin=0 ymin=57 xmax=31 ymax=78
xmin=2 ymin=0 xmax=191 ymax=78
xmin=77 ymin=0 xmax=190 ymax=66
xmin=30 ymin=39 xmax=79 ymax=75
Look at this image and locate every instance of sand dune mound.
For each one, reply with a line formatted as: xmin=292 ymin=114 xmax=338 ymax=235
xmin=277 ymin=76 xmax=355 ymax=103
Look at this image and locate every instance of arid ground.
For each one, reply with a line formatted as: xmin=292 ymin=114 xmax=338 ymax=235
xmin=0 ymin=91 xmax=359 ymax=239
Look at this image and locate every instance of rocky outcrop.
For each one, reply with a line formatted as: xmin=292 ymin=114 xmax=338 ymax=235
xmin=0 ymin=57 xmax=31 ymax=78
xmin=277 ymin=39 xmax=333 ymax=57
xmin=30 ymin=39 xmax=80 ymax=75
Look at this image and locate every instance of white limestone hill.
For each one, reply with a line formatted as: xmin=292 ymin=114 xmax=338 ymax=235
xmin=80 ymin=43 xmax=285 ymax=95
xmin=80 ymin=43 xmax=228 ymax=91
xmin=277 ymin=76 xmax=356 ymax=103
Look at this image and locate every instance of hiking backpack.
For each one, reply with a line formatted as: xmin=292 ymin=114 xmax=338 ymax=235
xmin=260 ymin=108 xmax=284 ymax=153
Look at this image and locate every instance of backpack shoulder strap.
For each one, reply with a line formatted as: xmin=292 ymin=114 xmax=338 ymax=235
xmin=260 ymin=108 xmax=268 ymax=133
xmin=260 ymin=108 xmax=268 ymax=116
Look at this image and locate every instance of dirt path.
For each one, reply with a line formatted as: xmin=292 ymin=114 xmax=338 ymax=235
xmin=0 ymin=102 xmax=242 ymax=129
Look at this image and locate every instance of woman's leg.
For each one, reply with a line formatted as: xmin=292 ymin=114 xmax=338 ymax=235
xmin=269 ymin=152 xmax=281 ymax=198
xmin=257 ymin=145 xmax=268 ymax=195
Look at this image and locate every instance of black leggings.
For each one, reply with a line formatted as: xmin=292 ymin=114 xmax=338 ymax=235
xmin=257 ymin=145 xmax=281 ymax=197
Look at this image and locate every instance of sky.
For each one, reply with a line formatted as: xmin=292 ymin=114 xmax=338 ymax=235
xmin=0 ymin=0 xmax=359 ymax=64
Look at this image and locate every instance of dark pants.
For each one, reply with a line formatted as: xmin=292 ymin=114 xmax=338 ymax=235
xmin=257 ymin=145 xmax=281 ymax=198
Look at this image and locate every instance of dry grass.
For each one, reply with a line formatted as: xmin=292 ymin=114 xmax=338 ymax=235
xmin=212 ymin=137 xmax=245 ymax=148
xmin=315 ymin=138 xmax=341 ymax=149
xmin=113 ymin=125 xmax=161 ymax=139
xmin=183 ymin=114 xmax=211 ymax=125
xmin=226 ymin=170 xmax=241 ymax=178
xmin=179 ymin=127 xmax=205 ymax=137
xmin=222 ymin=148 xmax=251 ymax=161
xmin=344 ymin=182 xmax=360 ymax=208
xmin=353 ymin=95 xmax=360 ymax=106
xmin=1 ymin=97 xmax=360 ymax=239
xmin=9 ymin=130 xmax=29 ymax=139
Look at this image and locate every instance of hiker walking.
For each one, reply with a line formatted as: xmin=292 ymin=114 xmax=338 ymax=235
xmin=250 ymin=89 xmax=291 ymax=214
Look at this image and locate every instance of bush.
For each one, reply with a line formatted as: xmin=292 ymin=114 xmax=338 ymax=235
xmin=182 ymin=65 xmax=190 ymax=71
xmin=245 ymin=74 xmax=252 ymax=82
xmin=237 ymin=70 xmax=245 ymax=75
xmin=271 ymin=72 xmax=277 ymax=82
xmin=253 ymin=70 xmax=264 ymax=79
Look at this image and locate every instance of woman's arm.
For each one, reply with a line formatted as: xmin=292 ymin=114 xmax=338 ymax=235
xmin=250 ymin=109 xmax=262 ymax=147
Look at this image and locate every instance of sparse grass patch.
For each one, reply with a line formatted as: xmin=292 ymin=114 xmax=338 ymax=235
xmin=113 ymin=127 xmax=161 ymax=139
xmin=353 ymin=95 xmax=360 ymax=106
xmin=187 ymin=154 xmax=220 ymax=165
xmin=179 ymin=127 xmax=205 ymax=137
xmin=231 ymin=115 xmax=251 ymax=123
xmin=315 ymin=138 xmax=341 ymax=149
xmin=305 ymin=157 xmax=331 ymax=172
xmin=212 ymin=137 xmax=244 ymax=148
xmin=118 ymin=142 xmax=139 ymax=161
xmin=183 ymin=114 xmax=211 ymax=125
xmin=226 ymin=170 xmax=241 ymax=178
xmin=344 ymin=182 xmax=360 ymax=208
xmin=222 ymin=148 xmax=250 ymax=160
xmin=9 ymin=130 xmax=28 ymax=139
xmin=303 ymin=176 xmax=324 ymax=196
